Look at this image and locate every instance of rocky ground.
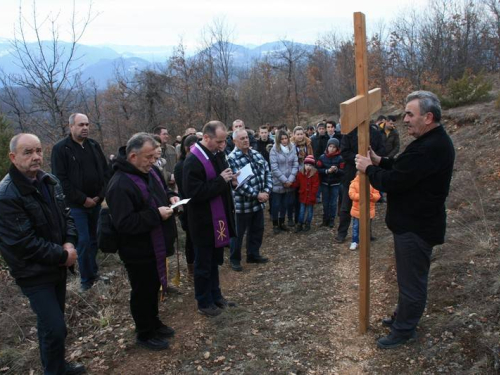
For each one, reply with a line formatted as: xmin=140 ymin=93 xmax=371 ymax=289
xmin=1 ymin=97 xmax=500 ymax=374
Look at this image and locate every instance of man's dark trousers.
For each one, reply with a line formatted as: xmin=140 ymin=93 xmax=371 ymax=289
xmin=193 ymin=245 xmax=224 ymax=309
xmin=124 ymin=261 xmax=162 ymax=340
xmin=336 ymin=179 xmax=353 ymax=239
xmin=230 ymin=209 xmax=265 ymax=263
xmin=21 ymin=278 xmax=67 ymax=375
xmin=391 ymin=232 xmax=433 ymax=337
xmin=71 ymin=205 xmax=100 ymax=288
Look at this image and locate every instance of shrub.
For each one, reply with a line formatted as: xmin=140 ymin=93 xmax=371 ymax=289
xmin=440 ymin=70 xmax=492 ymax=108
xmin=0 ymin=114 xmax=14 ymax=179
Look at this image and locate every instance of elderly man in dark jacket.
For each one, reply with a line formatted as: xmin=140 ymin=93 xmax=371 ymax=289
xmin=106 ymin=133 xmax=179 ymax=351
xmin=183 ymin=121 xmax=237 ymax=317
xmin=0 ymin=134 xmax=84 ymax=375
xmin=356 ymin=91 xmax=455 ymax=349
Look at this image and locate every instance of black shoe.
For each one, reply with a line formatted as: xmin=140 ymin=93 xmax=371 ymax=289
xmin=382 ymin=313 xmax=397 ymax=327
xmin=279 ymin=224 xmax=289 ymax=232
xmin=371 ymin=236 xmax=376 ymax=241
xmin=198 ymin=305 xmax=222 ymax=317
xmin=65 ymin=362 xmax=86 ymax=375
xmin=136 ymin=337 xmax=170 ymax=351
xmin=214 ymin=297 xmax=237 ymax=309
xmin=333 ymin=235 xmax=345 ymax=243
xmin=376 ymin=331 xmax=417 ymax=349
xmin=321 ymin=220 xmax=329 ymax=227
xmin=287 ymin=219 xmax=295 ymax=227
xmin=329 ymin=219 xmax=335 ymax=228
xmin=304 ymin=223 xmax=311 ymax=232
xmin=156 ymin=324 xmax=175 ymax=338
xmin=294 ymin=224 xmax=303 ymax=233
xmin=273 ymin=226 xmax=281 ymax=235
xmin=247 ymin=256 xmax=269 ymax=264
xmin=230 ymin=261 xmax=243 ymax=272
xmin=80 ymin=283 xmax=93 ymax=292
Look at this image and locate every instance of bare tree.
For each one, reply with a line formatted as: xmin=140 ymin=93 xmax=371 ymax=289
xmin=3 ymin=0 xmax=95 ymax=142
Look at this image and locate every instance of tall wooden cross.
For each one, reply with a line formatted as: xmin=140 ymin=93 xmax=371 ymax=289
xmin=339 ymin=12 xmax=382 ymax=334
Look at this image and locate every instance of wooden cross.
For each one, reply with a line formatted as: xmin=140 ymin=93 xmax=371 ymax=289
xmin=339 ymin=12 xmax=382 ymax=334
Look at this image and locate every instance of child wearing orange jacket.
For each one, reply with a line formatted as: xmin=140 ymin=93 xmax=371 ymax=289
xmin=291 ymin=155 xmax=320 ymax=232
xmin=349 ymin=173 xmax=380 ymax=250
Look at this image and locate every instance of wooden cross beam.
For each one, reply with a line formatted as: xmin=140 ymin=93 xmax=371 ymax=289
xmin=339 ymin=12 xmax=382 ymax=334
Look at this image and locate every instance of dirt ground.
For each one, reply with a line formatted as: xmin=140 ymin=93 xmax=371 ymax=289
xmin=1 ymin=97 xmax=500 ymax=374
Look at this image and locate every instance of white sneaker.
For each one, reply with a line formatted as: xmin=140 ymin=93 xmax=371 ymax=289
xmin=349 ymin=242 xmax=358 ymax=250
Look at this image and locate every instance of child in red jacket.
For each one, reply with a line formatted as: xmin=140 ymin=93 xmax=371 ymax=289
xmin=292 ymin=155 xmax=320 ymax=232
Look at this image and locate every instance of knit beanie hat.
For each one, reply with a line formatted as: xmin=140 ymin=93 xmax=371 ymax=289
xmin=327 ymin=138 xmax=340 ymax=148
xmin=304 ymin=155 xmax=316 ymax=165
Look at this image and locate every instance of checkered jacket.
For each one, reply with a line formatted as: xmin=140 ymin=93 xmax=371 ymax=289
xmin=227 ymin=148 xmax=272 ymax=214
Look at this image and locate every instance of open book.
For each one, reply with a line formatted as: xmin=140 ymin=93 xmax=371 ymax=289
xmin=235 ymin=163 xmax=254 ymax=190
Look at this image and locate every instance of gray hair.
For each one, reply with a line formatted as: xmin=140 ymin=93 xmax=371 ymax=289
xmin=69 ymin=113 xmax=85 ymax=126
xmin=202 ymin=121 xmax=227 ymax=138
xmin=406 ymin=91 xmax=442 ymax=123
xmin=232 ymin=128 xmax=247 ymax=140
xmin=9 ymin=133 xmax=39 ymax=152
xmin=125 ymin=132 xmax=158 ymax=157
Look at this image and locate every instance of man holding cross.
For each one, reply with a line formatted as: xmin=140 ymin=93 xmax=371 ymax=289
xmin=355 ymin=91 xmax=455 ymax=349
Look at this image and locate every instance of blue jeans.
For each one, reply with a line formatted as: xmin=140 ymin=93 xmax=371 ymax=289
xmin=271 ymin=191 xmax=294 ymax=221
xmin=21 ymin=278 xmax=67 ymax=375
xmin=352 ymin=218 xmax=359 ymax=243
xmin=230 ymin=209 xmax=265 ymax=262
xmin=321 ymin=184 xmax=340 ymax=221
xmin=298 ymin=203 xmax=314 ymax=224
xmin=71 ymin=205 xmax=100 ymax=287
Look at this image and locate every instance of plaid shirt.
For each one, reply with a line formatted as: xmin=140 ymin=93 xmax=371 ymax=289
xmin=227 ymin=147 xmax=272 ymax=214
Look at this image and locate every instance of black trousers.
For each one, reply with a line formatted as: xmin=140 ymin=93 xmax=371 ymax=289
xmin=391 ymin=232 xmax=433 ymax=337
xmin=193 ymin=245 xmax=224 ymax=309
xmin=337 ymin=179 xmax=353 ymax=238
xmin=230 ymin=209 xmax=265 ymax=262
xmin=185 ymin=227 xmax=195 ymax=265
xmin=21 ymin=277 xmax=67 ymax=375
xmin=124 ymin=261 xmax=163 ymax=340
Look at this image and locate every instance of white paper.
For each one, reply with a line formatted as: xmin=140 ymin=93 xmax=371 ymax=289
xmin=171 ymin=198 xmax=191 ymax=209
xmin=235 ymin=163 xmax=254 ymax=190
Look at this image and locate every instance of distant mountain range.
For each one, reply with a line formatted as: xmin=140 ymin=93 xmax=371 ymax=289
xmin=0 ymin=39 xmax=316 ymax=88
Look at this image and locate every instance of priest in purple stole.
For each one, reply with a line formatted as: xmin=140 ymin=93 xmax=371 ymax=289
xmin=183 ymin=121 xmax=237 ymax=317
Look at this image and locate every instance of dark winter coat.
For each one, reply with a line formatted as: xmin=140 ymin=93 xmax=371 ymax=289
xmin=51 ymin=135 xmax=111 ymax=207
xmin=340 ymin=127 xmax=386 ymax=185
xmin=311 ymin=134 xmax=330 ymax=161
xmin=105 ymin=157 xmax=177 ymax=264
xmin=182 ymin=142 xmax=236 ymax=248
xmin=0 ymin=165 xmax=77 ymax=287
xmin=255 ymin=138 xmax=274 ymax=164
xmin=380 ymin=128 xmax=400 ymax=158
xmin=317 ymin=151 xmax=345 ymax=186
xmin=366 ymin=125 xmax=455 ymax=246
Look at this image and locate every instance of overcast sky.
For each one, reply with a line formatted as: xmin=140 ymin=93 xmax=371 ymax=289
xmin=0 ymin=0 xmax=429 ymax=48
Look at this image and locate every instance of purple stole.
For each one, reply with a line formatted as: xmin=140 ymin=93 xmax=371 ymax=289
xmin=125 ymin=170 xmax=168 ymax=293
xmin=190 ymin=143 xmax=230 ymax=248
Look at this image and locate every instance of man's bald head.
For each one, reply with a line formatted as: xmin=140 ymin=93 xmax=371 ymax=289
xmin=9 ymin=133 xmax=43 ymax=178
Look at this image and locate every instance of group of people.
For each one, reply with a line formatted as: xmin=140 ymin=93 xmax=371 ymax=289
xmin=0 ymin=90 xmax=455 ymax=374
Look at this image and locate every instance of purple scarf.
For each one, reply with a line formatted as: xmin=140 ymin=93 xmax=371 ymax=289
xmin=125 ymin=170 xmax=168 ymax=293
xmin=191 ymin=143 xmax=230 ymax=248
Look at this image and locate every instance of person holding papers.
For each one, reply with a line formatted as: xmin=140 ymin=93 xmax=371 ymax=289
xmin=227 ymin=129 xmax=272 ymax=272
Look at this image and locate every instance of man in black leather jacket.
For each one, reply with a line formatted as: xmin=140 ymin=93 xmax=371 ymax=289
xmin=0 ymin=133 xmax=85 ymax=375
